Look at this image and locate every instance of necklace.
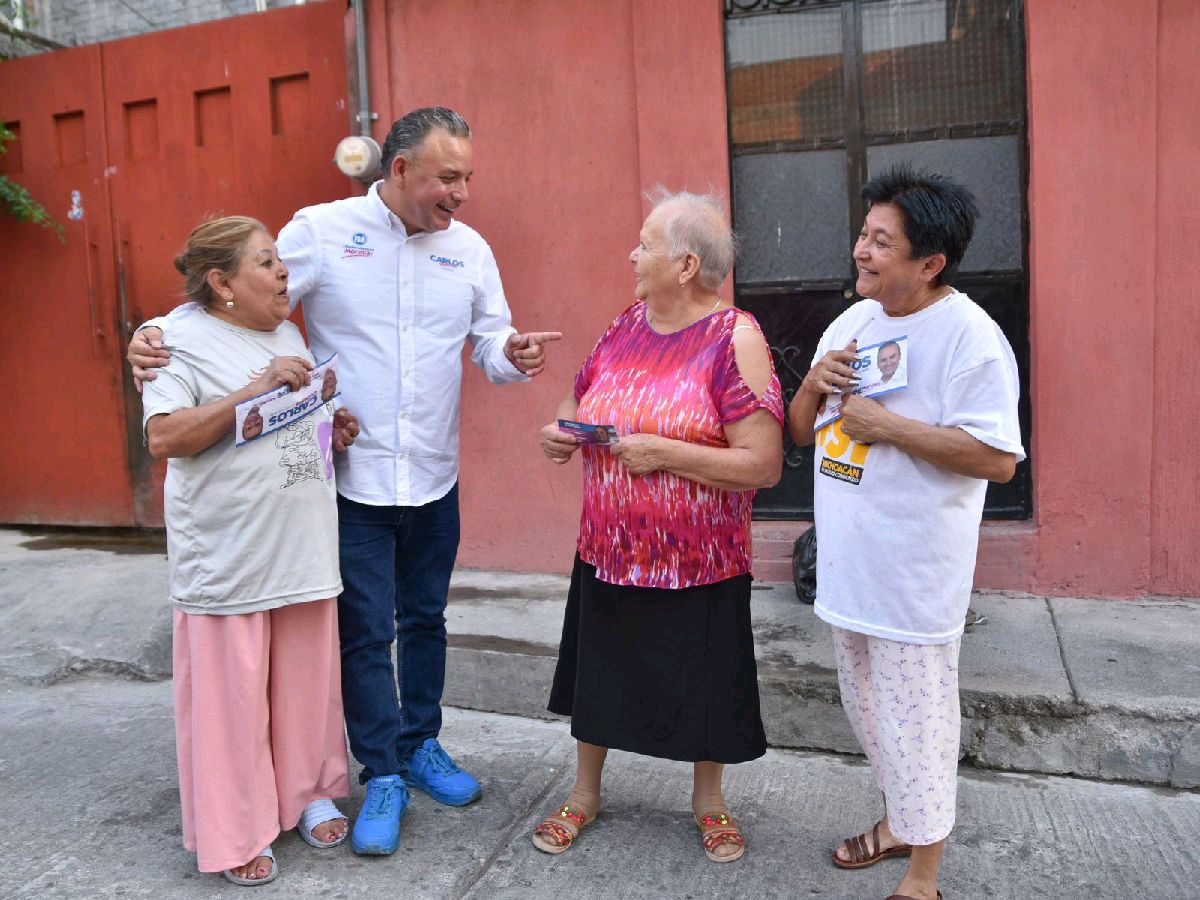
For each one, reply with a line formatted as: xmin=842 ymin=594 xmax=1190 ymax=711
xmin=647 ymin=296 xmax=723 ymax=330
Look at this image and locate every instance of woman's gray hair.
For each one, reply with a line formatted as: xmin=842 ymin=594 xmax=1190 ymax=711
xmin=381 ymin=107 xmax=471 ymax=173
xmin=645 ymin=187 xmax=737 ymax=290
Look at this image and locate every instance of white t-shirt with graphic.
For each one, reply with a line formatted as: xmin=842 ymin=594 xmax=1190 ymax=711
xmin=141 ymin=310 xmax=342 ymax=616
xmin=811 ymin=291 xmax=1025 ymax=644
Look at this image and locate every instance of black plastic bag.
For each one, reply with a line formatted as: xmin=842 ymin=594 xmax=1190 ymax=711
xmin=791 ymin=526 xmax=817 ymax=604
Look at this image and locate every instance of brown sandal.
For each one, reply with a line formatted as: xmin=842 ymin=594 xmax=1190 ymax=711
xmin=694 ymin=810 xmax=746 ymax=863
xmin=531 ymin=803 xmax=596 ymax=854
xmin=886 ymin=893 xmax=942 ymax=899
xmin=832 ymin=820 xmax=913 ymax=869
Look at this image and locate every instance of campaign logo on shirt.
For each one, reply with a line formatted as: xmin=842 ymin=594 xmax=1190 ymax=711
xmin=430 ymin=254 xmax=465 ymax=270
xmin=816 ymin=418 xmax=871 ymax=486
xmin=819 ymin=456 xmax=865 ymax=485
xmin=343 ymin=232 xmax=374 ymax=258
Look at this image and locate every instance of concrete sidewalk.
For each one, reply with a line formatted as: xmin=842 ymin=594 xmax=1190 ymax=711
xmin=4 ymin=680 xmax=1199 ymax=899
xmin=2 ymin=526 xmax=1198 ymax=787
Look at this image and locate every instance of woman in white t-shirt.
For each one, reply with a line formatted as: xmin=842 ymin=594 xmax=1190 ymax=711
xmin=141 ymin=217 xmax=361 ymax=887
xmin=787 ymin=166 xmax=1024 ymax=900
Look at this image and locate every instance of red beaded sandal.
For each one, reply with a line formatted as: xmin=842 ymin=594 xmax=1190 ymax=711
xmin=531 ymin=802 xmax=597 ymax=855
xmin=694 ymin=810 xmax=746 ymax=863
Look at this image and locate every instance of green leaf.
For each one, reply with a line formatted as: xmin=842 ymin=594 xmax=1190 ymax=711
xmin=0 ymin=124 xmax=64 ymax=239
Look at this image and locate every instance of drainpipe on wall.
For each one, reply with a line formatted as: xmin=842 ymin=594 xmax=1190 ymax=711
xmin=334 ymin=0 xmax=382 ymax=182
xmin=352 ymin=0 xmax=375 ymax=138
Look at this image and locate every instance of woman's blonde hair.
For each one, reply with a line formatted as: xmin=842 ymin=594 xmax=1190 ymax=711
xmin=173 ymin=216 xmax=268 ymax=306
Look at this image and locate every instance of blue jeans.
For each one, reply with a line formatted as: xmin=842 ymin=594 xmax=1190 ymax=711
xmin=336 ymin=485 xmax=460 ymax=783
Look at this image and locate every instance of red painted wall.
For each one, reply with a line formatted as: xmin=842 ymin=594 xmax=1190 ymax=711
xmin=367 ymin=0 xmax=732 ymax=576
xmin=1150 ymin=0 xmax=1200 ymax=595
xmin=0 ymin=46 xmax=132 ymax=526
xmin=361 ymin=0 xmax=1199 ymax=598
xmin=0 ymin=2 xmax=350 ymax=527
xmin=1025 ymin=0 xmax=1157 ymax=596
xmin=3 ymin=0 xmax=1180 ymax=597
xmin=763 ymin=1 xmax=1200 ymax=598
xmin=1023 ymin=0 xmax=1198 ymax=596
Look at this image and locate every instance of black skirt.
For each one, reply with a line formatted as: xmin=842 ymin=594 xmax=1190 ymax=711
xmin=548 ymin=554 xmax=767 ymax=764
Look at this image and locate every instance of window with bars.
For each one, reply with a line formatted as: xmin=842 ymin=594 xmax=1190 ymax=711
xmin=725 ymin=0 xmax=1031 ymax=519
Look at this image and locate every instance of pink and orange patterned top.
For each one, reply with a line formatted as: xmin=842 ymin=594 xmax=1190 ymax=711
xmin=574 ymin=301 xmax=785 ymax=590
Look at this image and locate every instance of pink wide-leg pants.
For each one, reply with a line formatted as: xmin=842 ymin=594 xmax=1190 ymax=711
xmin=173 ymin=598 xmax=350 ymax=872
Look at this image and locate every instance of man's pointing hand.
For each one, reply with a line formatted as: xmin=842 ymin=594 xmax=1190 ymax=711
xmin=505 ymin=331 xmax=563 ymax=377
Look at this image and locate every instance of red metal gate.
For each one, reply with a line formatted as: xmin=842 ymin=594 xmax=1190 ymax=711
xmin=0 ymin=45 xmax=130 ymax=525
xmin=0 ymin=2 xmax=351 ymax=526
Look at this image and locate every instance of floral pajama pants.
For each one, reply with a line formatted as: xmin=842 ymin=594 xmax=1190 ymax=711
xmin=831 ymin=626 xmax=961 ymax=846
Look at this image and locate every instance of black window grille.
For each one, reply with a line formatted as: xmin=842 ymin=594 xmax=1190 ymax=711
xmin=725 ymin=0 xmax=1032 ymax=520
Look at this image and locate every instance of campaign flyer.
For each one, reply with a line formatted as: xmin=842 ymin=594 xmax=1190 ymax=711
xmin=235 ymin=353 xmax=340 ymax=447
xmin=813 ymin=336 xmax=908 ymax=432
xmin=557 ymin=419 xmax=619 ymax=444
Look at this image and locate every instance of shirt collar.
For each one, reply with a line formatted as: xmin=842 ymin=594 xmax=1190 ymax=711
xmin=367 ymin=180 xmax=417 ymax=237
xmin=367 ymin=181 xmax=461 ymax=242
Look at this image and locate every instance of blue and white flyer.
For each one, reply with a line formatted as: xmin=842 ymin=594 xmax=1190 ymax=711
xmin=813 ymin=336 xmax=908 ymax=432
xmin=557 ymin=419 xmax=619 ymax=445
xmin=235 ymin=353 xmax=340 ymax=447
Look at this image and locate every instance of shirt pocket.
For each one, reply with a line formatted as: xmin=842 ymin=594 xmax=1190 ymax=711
xmin=417 ymin=271 xmax=473 ymax=340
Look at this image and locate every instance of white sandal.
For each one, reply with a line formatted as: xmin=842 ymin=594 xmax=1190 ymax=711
xmin=298 ymin=798 xmax=348 ymax=849
xmin=223 ymin=846 xmax=278 ymax=886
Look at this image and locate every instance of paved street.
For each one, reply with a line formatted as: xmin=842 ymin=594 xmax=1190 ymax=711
xmin=2 ymin=676 xmax=1197 ymax=899
xmin=2 ymin=527 xmax=1197 ymax=897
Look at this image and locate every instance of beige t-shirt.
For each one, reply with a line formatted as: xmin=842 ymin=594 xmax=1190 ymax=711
xmin=141 ymin=310 xmax=342 ymax=615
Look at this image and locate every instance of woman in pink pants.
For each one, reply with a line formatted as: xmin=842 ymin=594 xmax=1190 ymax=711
xmin=142 ymin=216 xmax=360 ymax=885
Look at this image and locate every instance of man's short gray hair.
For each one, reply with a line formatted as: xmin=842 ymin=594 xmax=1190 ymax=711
xmin=381 ymin=107 xmax=471 ymax=173
xmin=646 ymin=187 xmax=737 ymax=291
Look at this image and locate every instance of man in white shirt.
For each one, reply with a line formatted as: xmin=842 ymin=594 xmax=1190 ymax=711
xmin=128 ymin=107 xmax=561 ymax=857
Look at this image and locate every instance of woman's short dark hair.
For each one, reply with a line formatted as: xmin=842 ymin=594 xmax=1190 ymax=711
xmin=861 ymin=164 xmax=979 ymax=285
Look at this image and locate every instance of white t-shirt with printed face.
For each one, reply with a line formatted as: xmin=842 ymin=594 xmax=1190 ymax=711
xmin=141 ymin=311 xmax=342 ymax=616
xmin=811 ymin=291 xmax=1025 ymax=644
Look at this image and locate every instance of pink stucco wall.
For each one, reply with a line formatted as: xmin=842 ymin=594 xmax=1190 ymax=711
xmin=761 ymin=0 xmax=1200 ymax=598
xmin=366 ymin=0 xmax=1198 ymax=598
xmin=365 ymin=0 xmax=732 ymax=576
xmin=1149 ymin=0 xmax=1200 ymax=595
xmin=1021 ymin=0 xmax=1199 ymax=596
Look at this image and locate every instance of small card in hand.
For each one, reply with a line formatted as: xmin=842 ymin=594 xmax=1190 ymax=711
xmin=557 ymin=419 xmax=619 ymax=444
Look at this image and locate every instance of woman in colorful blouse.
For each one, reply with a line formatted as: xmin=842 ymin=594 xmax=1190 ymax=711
xmin=534 ymin=190 xmax=784 ymax=863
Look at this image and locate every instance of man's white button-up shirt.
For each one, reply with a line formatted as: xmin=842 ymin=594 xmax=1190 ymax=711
xmin=275 ymin=182 xmax=527 ymax=507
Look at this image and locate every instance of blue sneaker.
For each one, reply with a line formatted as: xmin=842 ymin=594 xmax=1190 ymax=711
xmin=351 ymin=775 xmax=409 ymax=855
xmin=407 ymin=738 xmax=482 ymax=806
